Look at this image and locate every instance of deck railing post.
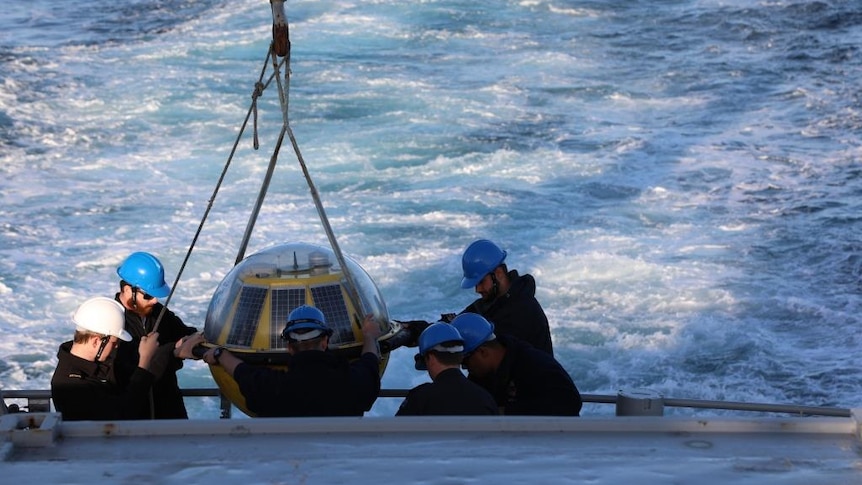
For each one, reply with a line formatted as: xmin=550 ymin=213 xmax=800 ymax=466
xmin=219 ymin=393 xmax=232 ymax=419
xmin=616 ymin=389 xmax=664 ymax=416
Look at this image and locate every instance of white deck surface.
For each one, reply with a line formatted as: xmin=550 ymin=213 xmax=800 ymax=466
xmin=2 ymin=413 xmax=861 ymax=484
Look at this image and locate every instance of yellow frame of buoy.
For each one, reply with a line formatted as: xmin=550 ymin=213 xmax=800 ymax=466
xmin=206 ymin=270 xmax=395 ymax=416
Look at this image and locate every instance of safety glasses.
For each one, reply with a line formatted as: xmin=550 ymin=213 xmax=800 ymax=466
xmin=133 ymin=287 xmax=155 ymax=301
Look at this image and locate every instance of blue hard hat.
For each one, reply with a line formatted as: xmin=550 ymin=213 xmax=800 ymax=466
xmin=451 ymin=313 xmax=495 ymax=353
xmin=281 ymin=305 xmax=333 ymax=341
xmin=117 ymin=252 xmax=171 ymax=298
xmin=415 ymin=322 xmax=465 ymax=370
xmin=460 ymin=239 xmax=507 ymax=289
xmin=418 ymin=322 xmax=465 ymax=356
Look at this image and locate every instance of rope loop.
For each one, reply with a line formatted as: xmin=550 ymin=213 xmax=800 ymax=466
xmin=252 ymin=81 xmax=265 ymax=100
xmin=252 ymin=82 xmax=266 ymax=150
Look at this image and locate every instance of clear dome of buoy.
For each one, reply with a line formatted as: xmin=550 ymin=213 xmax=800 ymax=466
xmin=203 ymin=241 xmax=395 ymax=416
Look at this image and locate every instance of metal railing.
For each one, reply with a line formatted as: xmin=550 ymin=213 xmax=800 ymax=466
xmin=1 ymin=388 xmax=852 ymax=418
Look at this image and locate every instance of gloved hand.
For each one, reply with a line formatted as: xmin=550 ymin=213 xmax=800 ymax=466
xmin=392 ymin=320 xmax=432 ymax=347
xmin=439 ymin=313 xmax=457 ymax=323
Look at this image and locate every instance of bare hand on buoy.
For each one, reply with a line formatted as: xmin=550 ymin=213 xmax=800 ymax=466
xmin=174 ymin=332 xmax=206 ymax=359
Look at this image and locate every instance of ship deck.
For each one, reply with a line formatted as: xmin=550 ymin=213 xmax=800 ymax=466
xmin=3 ymin=412 xmax=861 ymax=484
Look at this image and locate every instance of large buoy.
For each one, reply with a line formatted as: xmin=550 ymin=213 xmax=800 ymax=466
xmin=203 ymin=241 xmax=396 ymax=416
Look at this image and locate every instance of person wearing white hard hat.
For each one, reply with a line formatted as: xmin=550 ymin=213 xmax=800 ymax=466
xmin=50 ymin=297 xmax=200 ymax=421
xmin=50 ymin=297 xmax=159 ymax=420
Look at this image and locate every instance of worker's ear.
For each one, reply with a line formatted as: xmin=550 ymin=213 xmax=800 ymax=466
xmin=473 ymin=346 xmax=487 ymax=359
xmin=493 ymin=265 xmax=508 ymax=279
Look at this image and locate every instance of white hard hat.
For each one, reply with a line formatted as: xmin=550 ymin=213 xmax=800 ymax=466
xmin=72 ymin=297 xmax=132 ymax=341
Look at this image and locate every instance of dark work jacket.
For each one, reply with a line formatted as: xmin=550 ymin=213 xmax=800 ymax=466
xmin=113 ymin=296 xmax=197 ymax=419
xmin=51 ymin=341 xmax=155 ymax=421
xmin=234 ymin=351 xmax=381 ymax=417
xmin=396 ymin=367 xmax=499 ymax=416
xmin=462 ymin=270 xmax=554 ymax=356
xmin=471 ymin=334 xmax=582 ymax=416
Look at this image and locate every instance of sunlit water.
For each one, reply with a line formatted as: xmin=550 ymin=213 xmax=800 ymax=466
xmin=1 ymin=0 xmax=861 ymax=417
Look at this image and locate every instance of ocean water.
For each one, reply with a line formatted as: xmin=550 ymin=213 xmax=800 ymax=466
xmin=1 ymin=0 xmax=861 ymax=418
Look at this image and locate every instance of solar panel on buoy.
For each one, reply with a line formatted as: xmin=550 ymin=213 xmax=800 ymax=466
xmin=202 ymin=241 xmax=397 ymax=417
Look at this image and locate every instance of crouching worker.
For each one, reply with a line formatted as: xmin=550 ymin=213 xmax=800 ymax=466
xmin=452 ymin=313 xmax=582 ymax=416
xmin=51 ymin=297 xmax=161 ymax=421
xmin=203 ymin=305 xmax=382 ymax=417
xmin=397 ymin=322 xmax=498 ymax=416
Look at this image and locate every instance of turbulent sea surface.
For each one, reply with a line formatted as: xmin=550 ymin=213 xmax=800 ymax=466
xmin=1 ymin=0 xmax=861 ymax=417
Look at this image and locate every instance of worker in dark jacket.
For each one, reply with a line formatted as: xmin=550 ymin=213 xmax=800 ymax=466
xmin=397 ymin=322 xmax=498 ymax=416
xmin=113 ymin=251 xmax=199 ymax=419
xmin=451 ymin=239 xmax=553 ymax=356
xmin=453 ymin=313 xmax=582 ymax=416
xmin=204 ymin=305 xmax=382 ymax=417
xmin=51 ymin=297 xmax=160 ymax=421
